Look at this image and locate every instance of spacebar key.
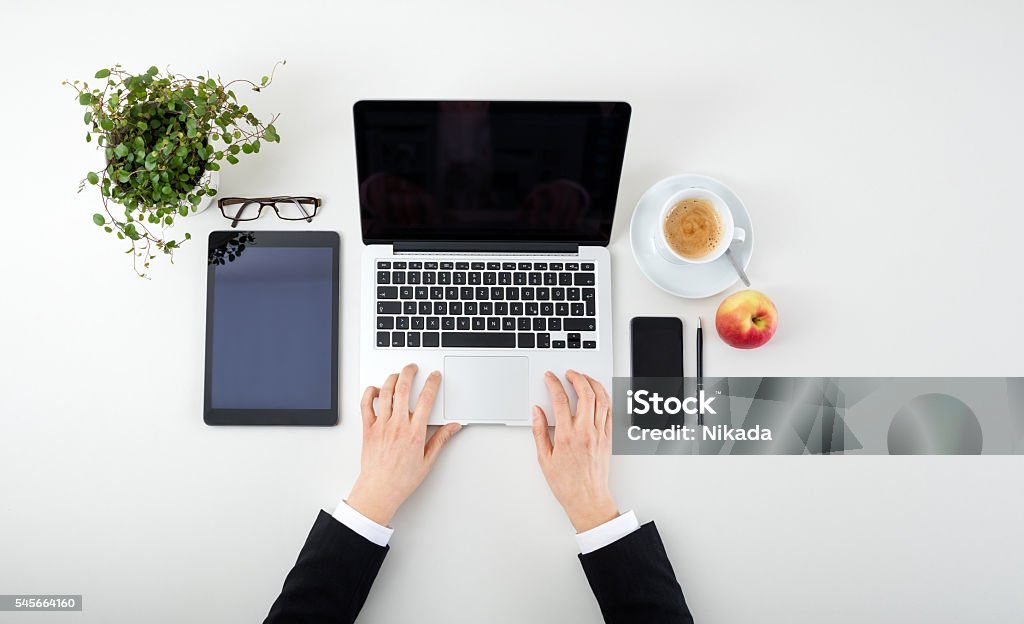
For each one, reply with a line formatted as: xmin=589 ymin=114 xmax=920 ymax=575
xmin=442 ymin=332 xmax=516 ymax=348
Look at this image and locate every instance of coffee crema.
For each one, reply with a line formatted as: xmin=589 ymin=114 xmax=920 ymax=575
xmin=662 ymin=198 xmax=723 ymax=259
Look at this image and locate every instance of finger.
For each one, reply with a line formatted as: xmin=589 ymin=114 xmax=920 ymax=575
xmin=393 ymin=363 xmax=419 ymax=420
xmin=566 ymin=369 xmax=597 ymax=428
xmin=378 ymin=373 xmax=400 ymax=421
xmin=424 ymin=423 xmax=463 ymax=466
xmin=531 ymin=405 xmax=553 ymax=460
xmin=360 ymin=386 xmax=380 ymax=430
xmin=543 ymin=371 xmax=572 ymax=429
xmin=413 ymin=370 xmax=442 ymax=426
xmin=586 ymin=375 xmax=611 ymax=434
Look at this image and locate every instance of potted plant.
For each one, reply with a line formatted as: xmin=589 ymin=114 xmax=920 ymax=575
xmin=65 ymin=61 xmax=284 ymax=277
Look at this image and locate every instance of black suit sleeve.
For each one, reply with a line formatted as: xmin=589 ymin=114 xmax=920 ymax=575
xmin=579 ymin=521 xmax=693 ymax=624
xmin=264 ymin=510 xmax=388 ymax=624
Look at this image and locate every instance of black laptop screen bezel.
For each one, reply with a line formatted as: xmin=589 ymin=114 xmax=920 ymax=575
xmin=203 ymin=230 xmax=340 ymax=426
xmin=353 ymin=100 xmax=631 ymax=247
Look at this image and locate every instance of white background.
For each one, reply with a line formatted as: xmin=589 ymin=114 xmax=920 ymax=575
xmin=2 ymin=1 xmax=1023 ymax=622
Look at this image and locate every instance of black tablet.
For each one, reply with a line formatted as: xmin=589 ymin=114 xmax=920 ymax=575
xmin=204 ymin=231 xmax=339 ymax=426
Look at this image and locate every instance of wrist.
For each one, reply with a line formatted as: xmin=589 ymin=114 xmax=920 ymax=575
xmin=347 ymin=478 xmax=400 ymax=526
xmin=566 ymin=493 xmax=619 ymax=533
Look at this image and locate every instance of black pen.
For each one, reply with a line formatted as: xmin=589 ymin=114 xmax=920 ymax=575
xmin=696 ymin=317 xmax=704 ymax=427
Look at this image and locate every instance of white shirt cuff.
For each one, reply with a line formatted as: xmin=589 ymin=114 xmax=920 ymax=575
xmin=574 ymin=510 xmax=640 ymax=554
xmin=331 ymin=500 xmax=394 ymax=547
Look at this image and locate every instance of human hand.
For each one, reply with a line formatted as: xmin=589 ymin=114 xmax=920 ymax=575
xmin=531 ymin=370 xmax=619 ymax=533
xmin=347 ymin=364 xmax=462 ymax=526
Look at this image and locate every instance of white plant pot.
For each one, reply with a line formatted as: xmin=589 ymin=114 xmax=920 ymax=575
xmin=189 ymin=169 xmax=220 ymax=215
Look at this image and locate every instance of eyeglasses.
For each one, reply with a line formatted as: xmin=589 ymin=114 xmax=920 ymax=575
xmin=218 ymin=196 xmax=321 ymax=228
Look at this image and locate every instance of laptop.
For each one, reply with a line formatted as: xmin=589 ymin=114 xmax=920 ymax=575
xmin=356 ymin=101 xmax=631 ymax=425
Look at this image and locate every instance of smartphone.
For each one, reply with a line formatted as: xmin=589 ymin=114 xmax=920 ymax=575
xmin=630 ymin=317 xmax=684 ymax=377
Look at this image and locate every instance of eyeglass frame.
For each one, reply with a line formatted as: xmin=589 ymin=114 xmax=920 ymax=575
xmin=217 ymin=196 xmax=322 ymax=228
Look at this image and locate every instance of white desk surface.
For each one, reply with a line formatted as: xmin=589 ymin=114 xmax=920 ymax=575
xmin=2 ymin=1 xmax=1023 ymax=622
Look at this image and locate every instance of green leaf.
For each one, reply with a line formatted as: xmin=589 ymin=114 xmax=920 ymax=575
xmin=84 ymin=111 xmax=93 ymax=124
xmin=79 ymin=92 xmax=93 ymax=105
xmin=185 ymin=232 xmax=192 ymax=240
xmin=147 ymin=65 xmax=159 ymax=76
xmin=94 ymin=68 xmax=110 ymax=79
xmin=92 ymin=213 xmax=105 ymax=225
xmin=260 ymin=75 xmax=269 ymax=86
xmin=99 ymin=118 xmax=113 ymax=131
xmin=87 ymin=172 xmax=99 ymax=185
xmin=226 ymin=154 xmax=239 ymax=165
xmin=114 ymin=143 xmax=129 ymax=158
xmin=206 ymin=78 xmax=217 ymax=89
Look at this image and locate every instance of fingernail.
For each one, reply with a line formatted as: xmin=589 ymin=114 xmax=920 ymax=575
xmin=430 ymin=370 xmax=441 ymax=378
xmin=545 ymin=370 xmax=555 ymax=378
xmin=531 ymin=406 xmax=541 ymax=421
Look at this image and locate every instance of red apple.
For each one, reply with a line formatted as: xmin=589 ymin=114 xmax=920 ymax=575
xmin=715 ymin=290 xmax=778 ymax=349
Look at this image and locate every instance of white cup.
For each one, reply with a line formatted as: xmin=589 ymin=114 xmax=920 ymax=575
xmin=653 ymin=187 xmax=746 ymax=265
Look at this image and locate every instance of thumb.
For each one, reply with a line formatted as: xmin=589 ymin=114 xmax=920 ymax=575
xmin=425 ymin=423 xmax=462 ymax=465
xmin=531 ymin=405 xmax=553 ymax=459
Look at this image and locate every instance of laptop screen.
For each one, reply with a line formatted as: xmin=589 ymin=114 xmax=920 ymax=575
xmin=354 ymin=101 xmax=631 ymax=245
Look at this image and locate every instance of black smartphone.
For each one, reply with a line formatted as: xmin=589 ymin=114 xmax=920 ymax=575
xmin=630 ymin=317 xmax=684 ymax=377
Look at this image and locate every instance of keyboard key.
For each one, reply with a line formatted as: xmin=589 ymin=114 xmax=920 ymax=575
xmin=538 ymin=333 xmax=550 ymax=348
xmin=567 ymin=333 xmax=581 ymax=342
xmin=449 ymin=302 xmax=463 ymax=315
xmin=486 ymin=262 xmax=500 ymax=270
xmin=568 ymin=339 xmax=580 ymax=349
xmin=438 ymin=272 xmax=451 ymax=285
xmin=484 ymin=272 xmax=497 ymax=285
xmin=457 ymin=317 xmax=470 ymax=330
xmin=425 ymin=261 xmax=439 ymax=269
xmin=377 ymin=317 xmax=394 ymax=329
xmin=511 ymin=302 xmax=524 ymax=315
xmin=455 ymin=262 xmax=469 ymax=270
xmin=552 ymin=340 xmax=566 ymax=349
xmin=445 ymin=287 xmax=459 ymax=300
xmin=472 ymin=317 xmax=485 ymax=330
xmin=582 ymin=262 xmax=594 ymax=271
xmin=544 ymin=273 xmax=557 ymax=285
xmin=525 ymin=303 xmax=539 ymax=316
xmin=377 ymin=286 xmax=398 ymax=299
xmin=491 ymin=287 xmax=504 ymax=300
xmin=567 ymin=288 xmax=580 ymax=301
xmin=434 ymin=302 xmax=447 ymax=315
xmin=573 ymin=273 xmax=596 ymax=286
xmin=442 ymin=317 xmax=455 ymax=330
xmin=400 ymin=287 xmax=413 ymax=300
xmin=423 ymin=272 xmax=436 ymax=284
xmin=518 ymin=262 xmax=532 ymax=270
xmin=558 ymin=273 xmax=572 ymax=285
xmin=409 ymin=261 xmax=423 ymax=269
xmin=550 ymin=262 xmax=563 ymax=270
xmin=566 ymin=262 xmax=579 ymax=271
xmin=415 ymin=287 xmax=429 ymax=299
xmin=533 ymin=318 xmax=545 ymax=331
xmin=586 ymin=300 xmax=595 ymax=316
xmin=392 ymin=332 xmax=405 ymax=347
xmin=423 ymin=332 xmax=440 ymax=347
xmin=495 ymin=302 xmax=508 ymax=315
xmin=430 ymin=287 xmax=444 ymax=300
xmin=499 ymin=272 xmax=511 ymax=285
xmin=506 ymin=287 xmax=520 ymax=300
xmin=377 ymin=271 xmax=390 ymax=284
xmin=377 ymin=261 xmax=391 ymax=269
xmin=476 ymin=287 xmax=489 ymax=300
xmin=555 ymin=303 xmax=568 ymax=316
xmin=564 ymin=319 xmax=596 ymax=331
xmin=541 ymin=303 xmax=554 ymax=316
xmin=471 ymin=262 xmax=485 ymax=270
xmin=443 ymin=332 xmax=515 ymax=348
xmin=549 ymin=318 xmax=562 ymax=331
xmin=571 ymin=303 xmax=584 ymax=316
xmin=517 ymin=318 xmax=531 ymax=330
xmin=502 ymin=262 xmax=516 ymax=270
xmin=396 ymin=316 xmax=409 ymax=330
xmin=514 ymin=272 xmax=527 ymax=285
xmin=537 ymin=288 xmax=550 ymax=300
xmin=412 ymin=317 xmax=424 ymax=330
xmin=440 ymin=262 xmax=454 ymax=270
xmin=377 ymin=331 xmax=389 ymax=346
xmin=461 ymin=287 xmax=474 ymax=300
xmin=522 ymin=287 xmax=535 ymax=300
xmin=529 ymin=273 xmax=542 ymax=285
xmin=487 ymin=318 xmax=500 ymax=331
xmin=502 ymin=317 xmax=516 ymax=330
xmin=392 ymin=272 xmax=406 ymax=284
xmin=518 ymin=333 xmax=535 ymax=348
xmin=582 ymin=288 xmax=595 ymax=301
xmin=378 ymin=302 xmax=401 ymax=314
xmin=393 ymin=261 xmax=407 ymax=269
xmin=408 ymin=332 xmax=421 ymax=347
xmin=427 ymin=317 xmax=440 ymax=330
xmin=481 ymin=302 xmax=493 ymax=315
xmin=403 ymin=302 xmax=416 ymax=315
xmin=464 ymin=302 xmax=478 ymax=315
xmin=469 ymin=273 xmax=482 ymax=285
xmin=535 ymin=262 xmax=548 ymax=270
xmin=583 ymin=340 xmax=596 ymax=349
xmin=552 ymin=287 xmax=565 ymax=301
xmin=453 ymin=272 xmax=466 ymax=285
xmin=408 ymin=272 xmax=421 ymax=284
xmin=418 ymin=302 xmax=431 ymax=315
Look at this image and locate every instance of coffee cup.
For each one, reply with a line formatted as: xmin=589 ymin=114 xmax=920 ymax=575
xmin=653 ymin=187 xmax=746 ymax=265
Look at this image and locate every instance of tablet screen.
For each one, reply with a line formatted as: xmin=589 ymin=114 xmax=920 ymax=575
xmin=204 ymin=231 xmax=339 ymax=425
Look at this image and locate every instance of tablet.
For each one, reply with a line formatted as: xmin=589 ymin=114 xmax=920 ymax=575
xmin=204 ymin=231 xmax=339 ymax=425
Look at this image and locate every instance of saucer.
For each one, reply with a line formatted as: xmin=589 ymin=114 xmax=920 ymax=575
xmin=629 ymin=174 xmax=754 ymax=299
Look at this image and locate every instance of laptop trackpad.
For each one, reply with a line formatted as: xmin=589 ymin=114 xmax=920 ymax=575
xmin=443 ymin=356 xmax=529 ymax=422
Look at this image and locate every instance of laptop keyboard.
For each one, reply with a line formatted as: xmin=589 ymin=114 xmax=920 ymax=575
xmin=375 ymin=259 xmax=598 ymax=350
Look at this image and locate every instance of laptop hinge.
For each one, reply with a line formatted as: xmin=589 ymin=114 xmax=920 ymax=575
xmin=393 ymin=241 xmax=580 ymax=254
